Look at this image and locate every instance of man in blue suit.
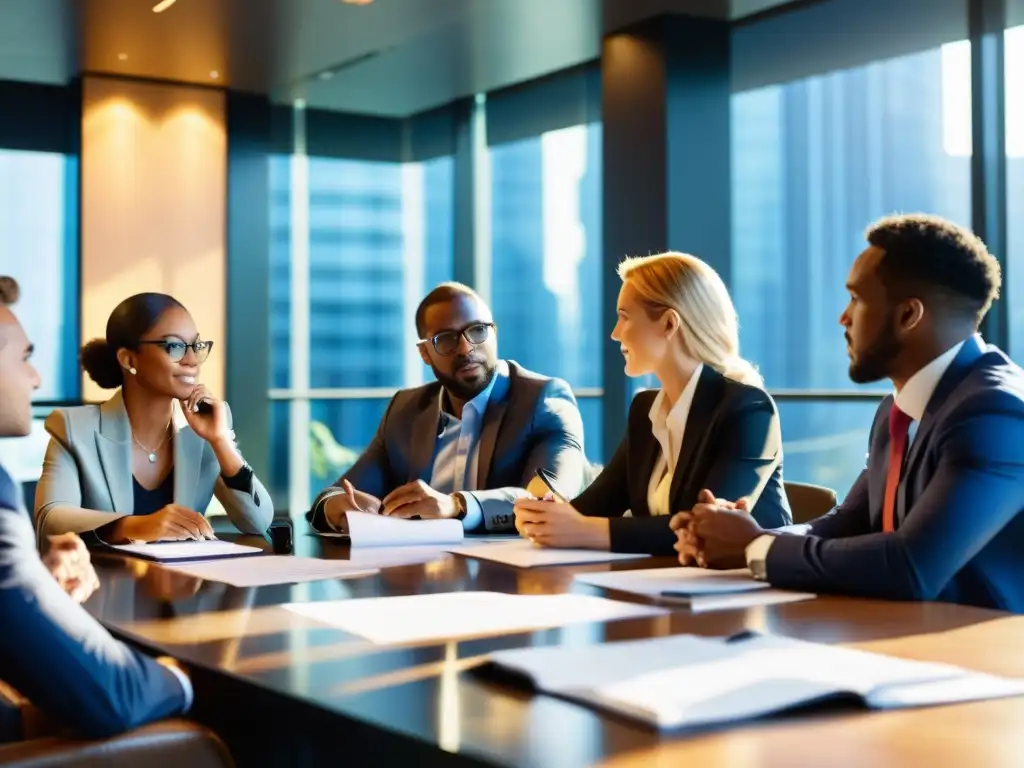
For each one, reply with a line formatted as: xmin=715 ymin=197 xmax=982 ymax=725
xmin=674 ymin=214 xmax=1024 ymax=612
xmin=0 ymin=276 xmax=191 ymax=741
xmin=308 ymin=282 xmax=586 ymax=534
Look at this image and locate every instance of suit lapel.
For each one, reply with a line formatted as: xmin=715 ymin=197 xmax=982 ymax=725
xmin=477 ymin=368 xmax=512 ymax=489
xmin=172 ymin=401 xmax=204 ymax=508
xmin=95 ymin=392 xmax=134 ymax=514
xmin=898 ymin=336 xmax=985 ymax=524
xmin=669 ymin=367 xmax=724 ymax=510
xmin=409 ymin=387 xmax=443 ymax=482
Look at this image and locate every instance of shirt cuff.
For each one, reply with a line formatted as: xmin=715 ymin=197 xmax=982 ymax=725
xmin=458 ymin=492 xmax=483 ymax=531
xmin=159 ymin=660 xmax=193 ymax=712
xmin=745 ymin=534 xmax=775 ymax=580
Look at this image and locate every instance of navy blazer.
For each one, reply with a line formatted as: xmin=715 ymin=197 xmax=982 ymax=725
xmin=308 ymin=361 xmax=587 ymax=532
xmin=573 ymin=366 xmax=792 ymax=554
xmin=0 ymin=464 xmax=185 ymax=742
xmin=766 ymin=336 xmax=1024 ymax=612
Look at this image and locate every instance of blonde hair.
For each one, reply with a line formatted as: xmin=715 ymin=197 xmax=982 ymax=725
xmin=617 ymin=252 xmax=762 ymax=387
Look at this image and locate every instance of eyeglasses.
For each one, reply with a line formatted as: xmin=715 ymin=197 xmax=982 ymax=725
xmin=417 ymin=323 xmax=495 ymax=356
xmin=138 ymin=339 xmax=213 ymax=363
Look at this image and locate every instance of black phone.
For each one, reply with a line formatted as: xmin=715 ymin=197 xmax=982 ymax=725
xmin=534 ymin=468 xmax=567 ymax=503
xmin=268 ymin=518 xmax=293 ymax=554
xmin=196 ymin=399 xmax=214 ymax=415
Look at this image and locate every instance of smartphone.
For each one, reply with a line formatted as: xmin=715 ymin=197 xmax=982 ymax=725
xmin=531 ymin=468 xmax=567 ymax=503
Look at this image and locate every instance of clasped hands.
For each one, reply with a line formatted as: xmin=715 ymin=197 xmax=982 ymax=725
xmin=670 ymin=489 xmax=765 ymax=569
xmin=43 ymin=532 xmax=99 ymax=604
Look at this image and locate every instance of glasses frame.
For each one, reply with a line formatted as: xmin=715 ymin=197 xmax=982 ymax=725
xmin=416 ymin=322 xmax=496 ymax=356
xmin=137 ymin=339 xmax=214 ymax=363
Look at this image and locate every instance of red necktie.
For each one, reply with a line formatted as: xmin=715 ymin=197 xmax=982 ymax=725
xmin=882 ymin=404 xmax=913 ymax=533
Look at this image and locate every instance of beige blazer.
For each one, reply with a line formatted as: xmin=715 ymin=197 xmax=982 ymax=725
xmin=34 ymin=391 xmax=273 ymax=539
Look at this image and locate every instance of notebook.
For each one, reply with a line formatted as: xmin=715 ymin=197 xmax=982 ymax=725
xmin=313 ymin=510 xmax=465 ymax=547
xmin=107 ymin=540 xmax=265 ymax=563
xmin=485 ymin=633 xmax=1024 ymax=731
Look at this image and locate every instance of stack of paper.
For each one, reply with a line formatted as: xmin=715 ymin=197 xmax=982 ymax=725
xmin=446 ymin=540 xmax=651 ymax=568
xmin=485 ymin=633 xmax=1024 ymax=731
xmin=282 ymin=591 xmax=665 ymax=644
xmin=316 ymin=511 xmax=464 ymax=547
xmin=573 ymin=567 xmax=815 ymax=612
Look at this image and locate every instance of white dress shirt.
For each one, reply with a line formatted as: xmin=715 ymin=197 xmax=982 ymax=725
xmin=745 ymin=338 xmax=972 ymax=577
xmin=646 ymin=364 xmax=703 ymax=516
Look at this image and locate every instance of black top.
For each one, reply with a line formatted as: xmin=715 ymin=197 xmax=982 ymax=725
xmin=572 ymin=366 xmax=793 ymax=555
xmin=132 ymin=470 xmax=175 ymax=516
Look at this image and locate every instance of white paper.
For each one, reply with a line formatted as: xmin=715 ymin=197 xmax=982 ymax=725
xmin=317 ymin=511 xmax=465 ymax=547
xmin=489 ymin=633 xmax=1024 ymax=730
xmin=574 ymin=567 xmax=770 ymax=596
xmin=109 ymin=540 xmax=264 ymax=561
xmin=342 ymin=545 xmax=454 ymax=569
xmin=446 ymin=540 xmax=651 ymax=568
xmin=676 ymin=589 xmax=816 ymax=613
xmin=161 ymin=556 xmax=378 ymax=587
xmin=282 ymin=591 xmax=665 ymax=645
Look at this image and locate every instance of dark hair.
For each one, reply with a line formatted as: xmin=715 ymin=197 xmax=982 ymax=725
xmin=80 ymin=293 xmax=186 ymax=389
xmin=0 ymin=276 xmax=19 ymax=306
xmin=414 ymin=282 xmax=486 ymax=337
xmin=866 ymin=213 xmax=1002 ymax=325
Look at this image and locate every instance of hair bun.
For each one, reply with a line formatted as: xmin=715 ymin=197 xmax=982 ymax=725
xmin=80 ymin=339 xmax=124 ymax=389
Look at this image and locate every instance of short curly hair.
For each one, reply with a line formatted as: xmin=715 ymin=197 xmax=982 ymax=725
xmin=0 ymin=276 xmax=19 ymax=306
xmin=866 ymin=213 xmax=1001 ymax=325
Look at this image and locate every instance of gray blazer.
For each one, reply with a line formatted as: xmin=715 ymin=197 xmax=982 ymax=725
xmin=34 ymin=391 xmax=273 ymax=540
xmin=307 ymin=361 xmax=587 ymax=532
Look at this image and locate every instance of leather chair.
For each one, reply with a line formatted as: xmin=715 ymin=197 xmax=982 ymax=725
xmin=784 ymin=481 xmax=838 ymax=524
xmin=0 ymin=720 xmax=234 ymax=768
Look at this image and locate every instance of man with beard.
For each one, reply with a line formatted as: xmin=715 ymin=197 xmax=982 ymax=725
xmin=671 ymin=213 xmax=1024 ymax=612
xmin=308 ymin=283 xmax=586 ymax=533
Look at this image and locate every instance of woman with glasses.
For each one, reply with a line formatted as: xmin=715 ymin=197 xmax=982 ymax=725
xmin=34 ymin=293 xmax=273 ymax=542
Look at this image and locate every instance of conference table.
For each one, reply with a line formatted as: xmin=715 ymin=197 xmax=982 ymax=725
xmin=83 ymin=523 xmax=1024 ymax=768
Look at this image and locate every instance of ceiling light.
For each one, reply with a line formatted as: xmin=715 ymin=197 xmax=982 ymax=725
xmin=342 ymin=0 xmax=374 ymax=5
xmin=152 ymin=0 xmax=177 ymax=12
xmin=118 ymin=53 xmax=128 ymax=61
xmin=209 ymin=70 xmax=219 ymax=79
xmin=318 ymin=71 xmax=334 ymax=80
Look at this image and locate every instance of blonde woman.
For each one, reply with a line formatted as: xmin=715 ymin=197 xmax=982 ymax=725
xmin=514 ymin=252 xmax=791 ymax=554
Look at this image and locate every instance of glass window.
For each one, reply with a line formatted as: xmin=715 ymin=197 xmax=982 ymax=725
xmin=0 ymin=149 xmax=78 ymax=401
xmin=308 ymin=399 xmax=391 ymax=506
xmin=731 ymin=43 xmax=971 ymax=487
xmin=1007 ymin=25 xmax=1023 ymax=363
xmin=732 ymin=43 xmax=972 ymax=390
xmin=777 ymin=400 xmax=880 ymax=497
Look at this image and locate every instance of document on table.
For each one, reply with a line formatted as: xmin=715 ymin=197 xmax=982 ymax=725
xmin=282 ymin=591 xmax=666 ymax=645
xmin=107 ymin=540 xmax=265 ymax=562
xmin=163 ymin=556 xmax=378 ymax=587
xmin=573 ymin=567 xmax=815 ymax=611
xmin=485 ymin=633 xmax=1024 ymax=731
xmin=445 ymin=540 xmax=651 ymax=568
xmin=314 ymin=511 xmax=464 ymax=547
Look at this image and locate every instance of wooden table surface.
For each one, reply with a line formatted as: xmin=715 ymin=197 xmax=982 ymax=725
xmin=83 ymin=525 xmax=1024 ymax=767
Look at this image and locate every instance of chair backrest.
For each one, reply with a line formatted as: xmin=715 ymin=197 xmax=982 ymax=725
xmin=784 ymin=481 xmax=838 ymax=525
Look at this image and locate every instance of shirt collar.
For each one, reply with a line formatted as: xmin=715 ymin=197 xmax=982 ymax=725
xmin=894 ymin=339 xmax=968 ymax=422
xmin=649 ymin=363 xmax=704 ymax=437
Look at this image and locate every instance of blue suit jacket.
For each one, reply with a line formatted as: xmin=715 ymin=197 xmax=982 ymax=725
xmin=308 ymin=361 xmax=586 ymax=532
xmin=0 ymin=464 xmax=185 ymax=742
xmin=766 ymin=336 xmax=1024 ymax=612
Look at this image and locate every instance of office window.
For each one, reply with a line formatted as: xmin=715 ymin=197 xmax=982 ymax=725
xmin=268 ymin=148 xmax=454 ymax=506
xmin=1008 ymin=25 xmax=1023 ymax=363
xmin=489 ymin=122 xmax=603 ymax=459
xmin=0 ymin=149 xmax=78 ymax=402
xmin=731 ymin=42 xmax=971 ymax=491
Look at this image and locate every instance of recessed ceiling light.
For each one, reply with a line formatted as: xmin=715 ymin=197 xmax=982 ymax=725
xmin=318 ymin=71 xmax=334 ymax=80
xmin=342 ymin=0 xmax=373 ymax=5
xmin=118 ymin=53 xmax=128 ymax=61
xmin=209 ymin=70 xmax=219 ymax=79
xmin=152 ymin=0 xmax=177 ymax=12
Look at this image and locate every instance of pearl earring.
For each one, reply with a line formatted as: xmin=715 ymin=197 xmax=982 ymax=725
xmin=129 ymin=367 xmax=137 ymax=375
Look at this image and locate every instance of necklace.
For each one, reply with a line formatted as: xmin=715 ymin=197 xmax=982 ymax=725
xmin=132 ymin=423 xmax=171 ymax=463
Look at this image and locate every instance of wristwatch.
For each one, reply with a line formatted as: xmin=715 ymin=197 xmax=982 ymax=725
xmin=451 ymin=493 xmax=468 ymax=520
